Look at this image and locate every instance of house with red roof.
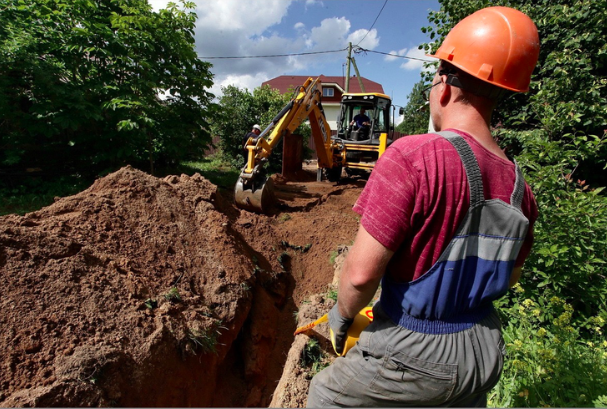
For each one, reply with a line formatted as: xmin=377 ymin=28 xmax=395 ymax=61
xmin=261 ymin=75 xmax=385 ymax=131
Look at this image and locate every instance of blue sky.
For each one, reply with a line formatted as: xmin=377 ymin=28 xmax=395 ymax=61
xmin=149 ymin=0 xmax=441 ymax=116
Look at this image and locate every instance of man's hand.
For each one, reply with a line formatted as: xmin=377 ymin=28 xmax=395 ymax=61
xmin=328 ymin=303 xmax=353 ymax=355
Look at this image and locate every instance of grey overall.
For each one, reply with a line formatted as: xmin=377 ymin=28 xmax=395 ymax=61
xmin=307 ymin=131 xmax=529 ymax=407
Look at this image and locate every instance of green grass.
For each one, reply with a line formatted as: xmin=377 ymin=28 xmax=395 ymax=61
xmin=301 ymin=338 xmax=330 ymax=378
xmin=278 ymin=213 xmax=292 ymax=222
xmin=163 ymin=287 xmax=182 ymax=303
xmin=170 ymin=155 xmax=240 ymax=188
xmin=326 ymin=286 xmax=338 ymax=302
xmin=329 ymin=250 xmax=338 ymax=266
xmin=187 ymin=328 xmax=219 ymax=355
xmin=0 ymin=175 xmax=90 ymax=216
xmin=186 ymin=320 xmax=227 ymax=356
xmin=0 ymin=155 xmax=240 ymax=216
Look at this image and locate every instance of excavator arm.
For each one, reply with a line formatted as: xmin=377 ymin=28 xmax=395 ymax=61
xmin=234 ymin=77 xmax=339 ymax=213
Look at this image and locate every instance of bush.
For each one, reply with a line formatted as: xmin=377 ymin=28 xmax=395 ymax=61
xmin=500 ymin=129 xmax=607 ymax=320
xmin=491 ymin=129 xmax=607 ymax=407
xmin=491 ymin=290 xmax=607 ymax=407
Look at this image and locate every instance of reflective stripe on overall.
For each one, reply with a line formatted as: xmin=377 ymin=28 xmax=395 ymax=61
xmin=380 ymin=131 xmax=529 ymax=334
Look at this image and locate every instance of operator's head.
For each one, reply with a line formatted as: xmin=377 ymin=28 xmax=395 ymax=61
xmin=428 ymin=6 xmax=540 ymax=103
xmin=252 ymin=124 xmax=261 ymax=134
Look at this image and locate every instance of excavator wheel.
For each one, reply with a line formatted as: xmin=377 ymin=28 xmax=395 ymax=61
xmin=234 ymin=175 xmax=275 ymax=214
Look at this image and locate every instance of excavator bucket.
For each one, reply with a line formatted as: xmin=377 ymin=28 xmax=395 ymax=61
xmin=234 ymin=174 xmax=275 ymax=214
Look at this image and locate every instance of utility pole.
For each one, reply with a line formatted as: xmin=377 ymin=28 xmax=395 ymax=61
xmin=345 ymin=42 xmax=352 ymax=92
xmin=345 ymin=42 xmax=366 ymax=93
xmin=351 ymin=55 xmax=366 ymax=93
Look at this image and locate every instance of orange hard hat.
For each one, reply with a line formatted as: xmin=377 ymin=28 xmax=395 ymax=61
xmin=428 ymin=6 xmax=540 ymax=92
xmin=330 ymin=306 xmax=374 ymax=356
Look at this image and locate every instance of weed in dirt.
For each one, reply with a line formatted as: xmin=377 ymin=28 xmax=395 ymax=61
xmin=301 ymin=338 xmax=329 ymax=378
xmin=329 ymin=250 xmax=338 ymax=265
xmin=240 ymin=282 xmax=251 ymax=294
xmin=144 ymin=298 xmax=158 ymax=309
xmin=278 ymin=213 xmax=292 ymax=222
xmin=164 ymin=287 xmax=182 ymax=303
xmin=187 ymin=323 xmax=224 ymax=355
xmin=278 ymin=251 xmax=290 ymax=270
xmin=326 ymin=287 xmax=338 ymax=302
xmin=281 ymin=240 xmax=312 ymax=253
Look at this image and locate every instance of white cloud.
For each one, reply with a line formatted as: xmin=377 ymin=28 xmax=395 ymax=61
xmin=210 ymin=73 xmax=272 ymax=97
xmin=347 ymin=28 xmax=380 ymax=50
xmin=147 ymin=0 xmax=168 ymax=11
xmin=399 ymin=47 xmax=432 ymax=71
xmin=145 ymin=0 xmax=383 ymax=97
xmin=305 ymin=0 xmax=324 ymax=7
xmin=309 ymin=17 xmax=351 ymax=49
xmin=384 ymin=48 xmax=408 ymax=62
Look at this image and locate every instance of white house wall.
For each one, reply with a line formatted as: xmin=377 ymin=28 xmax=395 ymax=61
xmin=322 ymin=103 xmax=341 ymax=131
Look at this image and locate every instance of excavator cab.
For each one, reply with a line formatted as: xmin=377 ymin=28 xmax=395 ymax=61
xmin=337 ymin=93 xmax=394 ymax=176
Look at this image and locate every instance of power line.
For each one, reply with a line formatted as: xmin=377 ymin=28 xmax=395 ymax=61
xmin=356 ymin=0 xmax=388 ymax=46
xmin=356 ymin=47 xmax=434 ymax=63
xmin=197 ymin=46 xmax=433 ymax=64
xmin=199 ymin=48 xmax=347 ymax=60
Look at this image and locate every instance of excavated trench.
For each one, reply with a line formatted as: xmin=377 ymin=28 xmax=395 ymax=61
xmin=0 ymin=165 xmax=364 ymax=407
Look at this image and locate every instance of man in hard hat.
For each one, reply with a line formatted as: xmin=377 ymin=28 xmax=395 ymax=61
xmin=307 ymin=6 xmax=540 ymax=407
xmin=244 ymin=124 xmax=261 ymax=146
xmin=242 ymin=124 xmax=262 ymax=162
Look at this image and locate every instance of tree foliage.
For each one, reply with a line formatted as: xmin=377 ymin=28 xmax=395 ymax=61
xmin=210 ymin=85 xmax=311 ymax=172
xmin=395 ymin=79 xmax=430 ymax=136
xmin=0 ymin=0 xmax=215 ymax=177
xmin=417 ymin=1 xmax=607 ymax=406
xmin=421 ymin=0 xmax=607 ymax=181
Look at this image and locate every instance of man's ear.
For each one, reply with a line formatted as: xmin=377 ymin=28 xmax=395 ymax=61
xmin=438 ymin=79 xmax=452 ymax=106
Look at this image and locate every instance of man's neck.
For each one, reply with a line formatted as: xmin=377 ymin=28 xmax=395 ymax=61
xmin=440 ymin=106 xmax=508 ymax=160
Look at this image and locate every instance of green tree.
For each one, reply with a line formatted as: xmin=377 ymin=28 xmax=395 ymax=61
xmin=0 ymin=0 xmax=215 ymax=177
xmin=396 ymin=79 xmax=430 ymax=136
xmin=211 ymin=84 xmax=310 ymax=172
xmin=211 ymin=84 xmax=257 ymax=167
xmin=421 ymin=0 xmax=607 ymax=181
xmin=420 ymin=1 xmax=607 ymax=406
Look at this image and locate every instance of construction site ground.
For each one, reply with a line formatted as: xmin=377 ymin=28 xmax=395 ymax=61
xmin=0 ymin=161 xmax=365 ymax=407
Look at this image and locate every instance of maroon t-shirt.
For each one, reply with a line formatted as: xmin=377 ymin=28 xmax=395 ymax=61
xmin=353 ymin=129 xmax=538 ymax=283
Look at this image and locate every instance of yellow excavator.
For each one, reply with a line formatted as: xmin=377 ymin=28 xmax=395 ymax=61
xmin=234 ymin=77 xmax=395 ymax=213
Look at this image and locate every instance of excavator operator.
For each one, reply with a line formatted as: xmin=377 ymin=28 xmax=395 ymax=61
xmin=307 ymin=6 xmax=540 ymax=407
xmin=350 ymin=107 xmax=370 ymax=138
xmin=350 ymin=107 xmax=370 ymax=128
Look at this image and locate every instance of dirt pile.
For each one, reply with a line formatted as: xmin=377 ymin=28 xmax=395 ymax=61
xmin=0 ymin=165 xmax=365 ymax=407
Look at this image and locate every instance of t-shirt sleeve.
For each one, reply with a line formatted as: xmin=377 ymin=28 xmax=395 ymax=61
xmin=353 ymin=145 xmax=419 ymax=251
xmin=514 ymin=183 xmax=539 ymax=267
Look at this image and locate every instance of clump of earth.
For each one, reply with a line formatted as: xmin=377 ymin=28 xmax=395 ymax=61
xmin=0 ymin=164 xmax=365 ymax=407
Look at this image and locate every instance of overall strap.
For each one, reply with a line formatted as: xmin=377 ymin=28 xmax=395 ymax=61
xmin=437 ymin=131 xmax=484 ymax=206
xmin=510 ymin=161 xmax=526 ymax=210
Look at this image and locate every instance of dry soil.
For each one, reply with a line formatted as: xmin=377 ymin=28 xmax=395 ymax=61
xmin=0 ymin=163 xmax=365 ymax=407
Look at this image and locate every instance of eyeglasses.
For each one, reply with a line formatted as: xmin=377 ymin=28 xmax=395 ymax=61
xmin=421 ymin=80 xmax=443 ymax=101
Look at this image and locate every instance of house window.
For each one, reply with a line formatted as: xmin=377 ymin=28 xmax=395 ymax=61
xmin=322 ymin=87 xmax=334 ymax=97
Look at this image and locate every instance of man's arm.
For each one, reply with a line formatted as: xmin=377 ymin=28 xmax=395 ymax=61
xmin=509 ymin=266 xmax=522 ymax=288
xmin=337 ymin=224 xmax=395 ymax=319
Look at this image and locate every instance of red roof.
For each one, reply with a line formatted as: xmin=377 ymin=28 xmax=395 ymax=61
xmin=262 ymin=75 xmax=385 ymax=94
